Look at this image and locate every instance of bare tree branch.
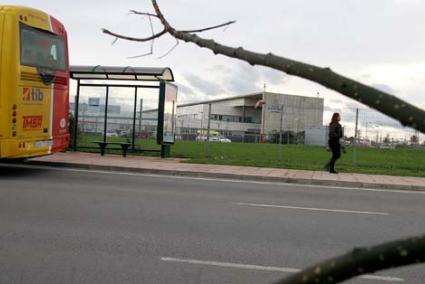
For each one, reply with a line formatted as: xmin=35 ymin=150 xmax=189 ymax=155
xmin=179 ymin=20 xmax=236 ymax=33
xmin=102 ymin=28 xmax=166 ymax=42
xmin=129 ymin=9 xmax=235 ymax=33
xmin=274 ymin=234 xmax=425 ymax=284
xmin=148 ymin=0 xmax=425 ymax=134
xmin=127 ymin=16 xmax=156 ymax=59
xmin=157 ymin=39 xmax=179 ymax=59
xmin=129 ymin=10 xmax=159 ymax=18
xmin=103 ymin=9 xmax=235 ymax=58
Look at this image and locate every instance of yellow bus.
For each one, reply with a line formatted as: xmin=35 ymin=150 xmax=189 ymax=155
xmin=0 ymin=6 xmax=70 ymax=159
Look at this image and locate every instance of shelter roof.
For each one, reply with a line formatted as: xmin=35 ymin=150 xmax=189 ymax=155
xmin=70 ymin=65 xmax=174 ymax=81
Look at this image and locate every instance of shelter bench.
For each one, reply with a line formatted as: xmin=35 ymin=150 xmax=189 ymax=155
xmin=91 ymin=141 xmax=131 ymax=157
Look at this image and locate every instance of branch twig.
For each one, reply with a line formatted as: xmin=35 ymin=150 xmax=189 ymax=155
xmin=157 ymin=39 xmax=179 ymax=59
xmin=179 ymin=21 xmax=236 ymax=33
xmin=130 ymin=10 xmax=159 ymax=18
xmin=127 ymin=15 xmax=156 ymax=59
xmin=102 ymin=28 xmax=166 ymax=42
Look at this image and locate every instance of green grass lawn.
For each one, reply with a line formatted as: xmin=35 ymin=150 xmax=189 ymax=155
xmin=171 ymin=141 xmax=425 ymax=177
xmin=73 ymin=135 xmax=425 ymax=177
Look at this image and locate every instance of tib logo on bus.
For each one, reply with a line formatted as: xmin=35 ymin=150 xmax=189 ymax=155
xmin=22 ymin=87 xmax=44 ymax=103
xmin=23 ymin=116 xmax=43 ymax=130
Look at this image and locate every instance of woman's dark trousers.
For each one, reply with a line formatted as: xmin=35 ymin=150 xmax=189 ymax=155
xmin=328 ymin=145 xmax=341 ymax=172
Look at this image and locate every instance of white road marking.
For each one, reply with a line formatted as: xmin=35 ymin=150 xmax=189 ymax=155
xmin=236 ymin=202 xmax=389 ymax=216
xmin=3 ymin=163 xmax=425 ymax=195
xmin=161 ymin=257 xmax=299 ymax=273
xmin=161 ymin=257 xmax=404 ymax=282
xmin=55 ymin=169 xmax=425 ymax=194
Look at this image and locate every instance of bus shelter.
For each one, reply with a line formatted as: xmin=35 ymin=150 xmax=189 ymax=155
xmin=70 ymin=65 xmax=175 ymax=157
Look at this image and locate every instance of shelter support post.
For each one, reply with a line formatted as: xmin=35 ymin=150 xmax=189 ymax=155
xmin=72 ymin=80 xmax=81 ymax=151
xmin=131 ymin=87 xmax=138 ymax=150
xmin=103 ymin=86 xmax=109 ymax=143
xmin=161 ymin=144 xmax=170 ymax=158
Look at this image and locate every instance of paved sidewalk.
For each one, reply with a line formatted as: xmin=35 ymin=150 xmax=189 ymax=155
xmin=28 ymin=152 xmax=425 ymax=191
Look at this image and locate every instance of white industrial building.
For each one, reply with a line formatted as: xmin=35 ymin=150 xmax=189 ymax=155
xmin=144 ymin=91 xmax=324 ymax=142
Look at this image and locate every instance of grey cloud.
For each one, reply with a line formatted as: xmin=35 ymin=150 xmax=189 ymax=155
xmin=186 ymin=62 xmax=284 ymax=98
xmin=336 ymin=102 xmax=403 ymax=128
xmin=327 ymin=98 xmax=345 ymax=105
xmin=343 ymin=101 xmax=368 ymax=111
xmin=184 ymin=73 xmax=225 ymax=96
xmin=226 ymin=62 xmax=262 ymax=94
xmin=177 ymin=83 xmax=196 ymax=96
xmin=177 ymin=83 xmax=199 ymax=103
xmin=324 ymin=105 xmax=337 ymax=112
xmin=259 ymin=66 xmax=286 ymax=85
xmin=208 ymin=64 xmax=233 ymax=75
xmin=357 ymin=110 xmax=403 ymax=128
xmin=359 ymin=73 xmax=372 ymax=80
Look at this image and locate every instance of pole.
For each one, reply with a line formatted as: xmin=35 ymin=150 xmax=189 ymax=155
xmin=278 ymin=104 xmax=283 ymax=161
xmin=103 ymin=86 xmax=109 ymax=143
xmin=81 ymin=110 xmax=85 ymax=134
xmin=365 ymin=122 xmax=368 ymax=141
xmin=138 ymin=98 xmax=143 ymax=137
xmin=200 ymin=109 xmax=204 ymax=131
xmin=205 ymin=103 xmax=212 ymax=157
xmin=353 ymin=108 xmax=359 ymax=166
xmin=72 ymin=80 xmax=81 ymax=151
xmin=260 ymin=83 xmax=266 ymax=143
xmin=131 ymin=87 xmax=138 ymax=150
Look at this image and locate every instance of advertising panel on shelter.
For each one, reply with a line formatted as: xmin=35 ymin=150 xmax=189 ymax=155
xmin=157 ymin=82 xmax=178 ymax=144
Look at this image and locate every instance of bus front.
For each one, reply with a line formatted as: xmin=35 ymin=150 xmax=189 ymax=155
xmin=0 ymin=6 xmax=70 ymax=159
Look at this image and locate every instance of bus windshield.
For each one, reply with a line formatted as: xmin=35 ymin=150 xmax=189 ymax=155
xmin=20 ymin=23 xmax=66 ymax=71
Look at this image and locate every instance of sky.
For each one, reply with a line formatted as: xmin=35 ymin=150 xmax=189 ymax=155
xmin=7 ymin=0 xmax=425 ymax=139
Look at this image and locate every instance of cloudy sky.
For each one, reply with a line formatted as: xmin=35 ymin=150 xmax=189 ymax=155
xmin=8 ymin=0 xmax=425 ymax=137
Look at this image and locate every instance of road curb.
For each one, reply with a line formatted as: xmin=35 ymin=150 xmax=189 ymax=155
xmin=26 ymin=160 xmax=425 ymax=192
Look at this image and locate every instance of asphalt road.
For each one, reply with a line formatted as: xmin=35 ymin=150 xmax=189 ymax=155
xmin=0 ymin=163 xmax=424 ymax=284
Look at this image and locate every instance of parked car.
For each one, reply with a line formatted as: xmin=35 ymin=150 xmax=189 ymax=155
xmin=196 ymin=135 xmax=231 ymax=142
xmin=106 ymin=131 xmax=118 ymax=137
xmin=219 ymin=137 xmax=232 ymax=143
xmin=119 ymin=130 xmax=130 ymax=136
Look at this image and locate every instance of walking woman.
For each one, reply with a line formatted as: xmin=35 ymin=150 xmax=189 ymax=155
xmin=325 ymin=113 xmax=343 ymax=174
